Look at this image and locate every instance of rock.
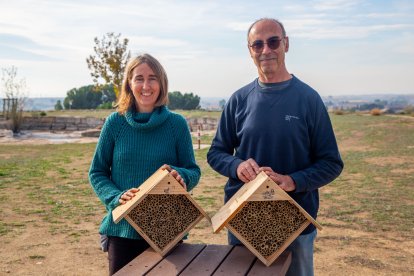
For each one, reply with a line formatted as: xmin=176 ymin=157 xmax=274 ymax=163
xmin=81 ymin=129 xmax=101 ymax=137
xmin=0 ymin=129 xmax=13 ymax=138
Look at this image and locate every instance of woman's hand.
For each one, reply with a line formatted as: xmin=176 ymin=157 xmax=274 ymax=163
xmin=161 ymin=164 xmax=187 ymax=190
xmin=119 ymin=188 xmax=140 ymax=205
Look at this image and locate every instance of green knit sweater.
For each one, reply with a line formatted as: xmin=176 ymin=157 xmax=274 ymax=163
xmin=89 ymin=106 xmax=201 ymax=239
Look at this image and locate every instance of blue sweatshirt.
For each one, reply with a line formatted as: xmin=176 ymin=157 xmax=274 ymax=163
xmin=89 ymin=106 xmax=200 ymax=239
xmin=207 ymin=75 xmax=343 ymax=234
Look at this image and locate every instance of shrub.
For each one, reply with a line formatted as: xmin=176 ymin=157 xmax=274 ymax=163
xmin=403 ymin=105 xmax=414 ymax=115
xmin=334 ymin=109 xmax=344 ymax=115
xmin=370 ymin=108 xmax=382 ymax=116
xmin=97 ymin=102 xmax=114 ymax=109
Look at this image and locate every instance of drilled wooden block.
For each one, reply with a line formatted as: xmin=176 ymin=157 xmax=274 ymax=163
xmin=128 ymin=194 xmax=202 ymax=250
xmin=228 ymin=201 xmax=306 ymax=257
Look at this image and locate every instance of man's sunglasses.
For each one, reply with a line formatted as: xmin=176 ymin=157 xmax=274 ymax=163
xmin=249 ymin=36 xmax=284 ymax=53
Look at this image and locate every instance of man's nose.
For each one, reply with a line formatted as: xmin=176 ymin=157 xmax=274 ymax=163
xmin=262 ymin=43 xmax=273 ymax=54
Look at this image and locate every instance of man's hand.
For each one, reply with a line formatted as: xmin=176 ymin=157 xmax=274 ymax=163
xmin=161 ymin=164 xmax=187 ymax=190
xmin=260 ymin=167 xmax=296 ymax=192
xmin=237 ymin=158 xmax=260 ymax=183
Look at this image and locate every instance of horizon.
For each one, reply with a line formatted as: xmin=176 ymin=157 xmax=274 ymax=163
xmin=1 ymin=0 xmax=413 ymax=98
xmin=2 ymin=93 xmax=414 ymax=111
xmin=21 ymin=92 xmax=414 ymax=100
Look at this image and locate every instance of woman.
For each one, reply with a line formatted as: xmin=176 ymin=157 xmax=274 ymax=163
xmin=89 ymin=53 xmax=200 ymax=275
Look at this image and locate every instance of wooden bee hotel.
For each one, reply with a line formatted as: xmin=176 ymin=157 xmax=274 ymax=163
xmin=211 ymin=171 xmax=322 ymax=266
xmin=112 ymin=168 xmax=208 ymax=256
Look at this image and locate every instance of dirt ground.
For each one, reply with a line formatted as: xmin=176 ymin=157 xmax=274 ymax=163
xmin=1 ymin=135 xmax=413 ymax=275
xmin=1 ymin=184 xmax=412 ymax=275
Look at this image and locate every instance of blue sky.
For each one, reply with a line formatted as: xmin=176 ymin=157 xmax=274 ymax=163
xmin=0 ymin=0 xmax=413 ymax=98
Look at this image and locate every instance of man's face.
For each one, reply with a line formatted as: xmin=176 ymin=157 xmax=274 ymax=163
xmin=248 ymin=20 xmax=288 ymax=81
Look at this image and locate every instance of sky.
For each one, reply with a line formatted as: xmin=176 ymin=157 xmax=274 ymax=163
xmin=0 ymin=0 xmax=413 ymax=99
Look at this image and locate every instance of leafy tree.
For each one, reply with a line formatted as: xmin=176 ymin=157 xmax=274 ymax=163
xmin=219 ymin=99 xmax=226 ymax=110
xmin=54 ymin=100 xmax=63 ymax=110
xmin=1 ymin=66 xmax=27 ymax=134
xmin=100 ymin=84 xmax=117 ymax=105
xmin=168 ymin=91 xmax=200 ymax=110
xmin=358 ymin=101 xmax=386 ymax=111
xmin=63 ymin=84 xmax=115 ymax=109
xmin=183 ymin=93 xmax=200 ymax=110
xmin=86 ymin=32 xmax=130 ymax=99
xmin=168 ymin=91 xmax=184 ymax=110
xmin=97 ymin=102 xmax=114 ymax=109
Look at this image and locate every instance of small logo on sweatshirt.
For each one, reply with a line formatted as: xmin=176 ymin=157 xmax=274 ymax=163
xmin=285 ymin=115 xmax=299 ymax=121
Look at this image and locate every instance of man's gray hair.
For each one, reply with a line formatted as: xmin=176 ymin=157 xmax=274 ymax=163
xmin=247 ymin=18 xmax=287 ymax=41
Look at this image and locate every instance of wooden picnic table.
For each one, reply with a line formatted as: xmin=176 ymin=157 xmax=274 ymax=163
xmin=114 ymin=243 xmax=291 ymax=276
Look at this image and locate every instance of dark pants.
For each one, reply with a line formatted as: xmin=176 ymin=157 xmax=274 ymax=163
xmin=107 ymin=236 xmax=150 ymax=275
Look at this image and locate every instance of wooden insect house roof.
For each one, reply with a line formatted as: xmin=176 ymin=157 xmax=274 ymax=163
xmin=211 ymin=171 xmax=322 ymax=266
xmin=112 ymin=168 xmax=208 ymax=256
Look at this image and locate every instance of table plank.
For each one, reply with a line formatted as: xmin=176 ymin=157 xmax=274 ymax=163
xmin=213 ymin=245 xmax=257 ymax=276
xmin=247 ymin=251 xmax=292 ymax=276
xmin=114 ymin=247 xmax=163 ymax=276
xmin=180 ymin=244 xmax=233 ymax=276
xmin=116 ymin=244 xmax=291 ymax=276
xmin=146 ymin=243 xmax=205 ymax=276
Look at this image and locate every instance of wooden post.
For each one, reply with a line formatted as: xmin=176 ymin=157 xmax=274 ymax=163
xmin=197 ymin=125 xmax=201 ymax=150
xmin=2 ymin=98 xmax=5 ymax=119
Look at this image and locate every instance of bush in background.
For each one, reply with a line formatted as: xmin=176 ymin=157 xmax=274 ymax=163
xmin=334 ymin=109 xmax=345 ymax=115
xmin=370 ymin=108 xmax=382 ymax=116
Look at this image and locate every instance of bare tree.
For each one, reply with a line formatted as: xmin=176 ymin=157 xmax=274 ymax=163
xmin=86 ymin=32 xmax=130 ymax=99
xmin=1 ymin=66 xmax=27 ymax=134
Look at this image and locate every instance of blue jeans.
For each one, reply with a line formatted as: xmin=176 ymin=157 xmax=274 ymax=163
xmin=228 ymin=229 xmax=317 ymax=276
xmin=285 ymin=230 xmax=317 ymax=276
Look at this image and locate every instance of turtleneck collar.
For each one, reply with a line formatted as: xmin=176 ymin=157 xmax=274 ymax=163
xmin=125 ymin=105 xmax=170 ymax=131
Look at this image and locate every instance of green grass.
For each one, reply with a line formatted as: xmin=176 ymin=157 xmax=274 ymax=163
xmin=29 ymin=255 xmax=46 ymax=260
xmin=0 ymin=143 xmax=100 ymax=238
xmin=191 ymin=133 xmax=215 ymax=145
xmin=320 ymin=113 xmax=414 ymax=234
xmin=0 ymin=112 xmax=413 ymax=243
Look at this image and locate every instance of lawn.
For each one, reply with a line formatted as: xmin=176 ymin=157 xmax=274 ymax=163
xmin=0 ymin=113 xmax=413 ymax=275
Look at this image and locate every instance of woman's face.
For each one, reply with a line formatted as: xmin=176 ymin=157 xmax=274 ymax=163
xmin=129 ymin=63 xmax=160 ymax=113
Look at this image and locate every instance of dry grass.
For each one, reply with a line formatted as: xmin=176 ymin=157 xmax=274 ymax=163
xmin=0 ymin=113 xmax=413 ymax=275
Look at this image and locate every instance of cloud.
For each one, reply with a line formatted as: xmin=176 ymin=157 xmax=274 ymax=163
xmin=0 ymin=33 xmax=59 ymax=61
xmin=226 ymin=22 xmax=251 ymax=32
xmin=0 ymin=0 xmax=413 ymax=97
xmin=313 ymin=0 xmax=362 ymax=11
xmin=360 ymin=13 xmax=405 ymax=19
xmin=0 ymin=45 xmax=55 ymax=61
xmin=0 ymin=33 xmax=42 ymax=48
xmin=284 ymin=15 xmax=414 ymax=39
xmin=129 ymin=36 xmax=188 ymax=48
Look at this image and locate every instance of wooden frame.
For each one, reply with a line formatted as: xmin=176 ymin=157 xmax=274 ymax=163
xmin=211 ymin=171 xmax=322 ymax=266
xmin=112 ymin=168 xmax=208 ymax=256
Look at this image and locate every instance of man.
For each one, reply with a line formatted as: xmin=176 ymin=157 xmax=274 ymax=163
xmin=207 ymin=18 xmax=343 ymax=276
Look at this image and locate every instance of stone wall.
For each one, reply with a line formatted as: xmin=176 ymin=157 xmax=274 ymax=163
xmin=20 ymin=116 xmax=105 ymax=131
xmin=13 ymin=116 xmax=218 ymax=132
xmin=186 ymin=117 xmax=218 ymax=131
